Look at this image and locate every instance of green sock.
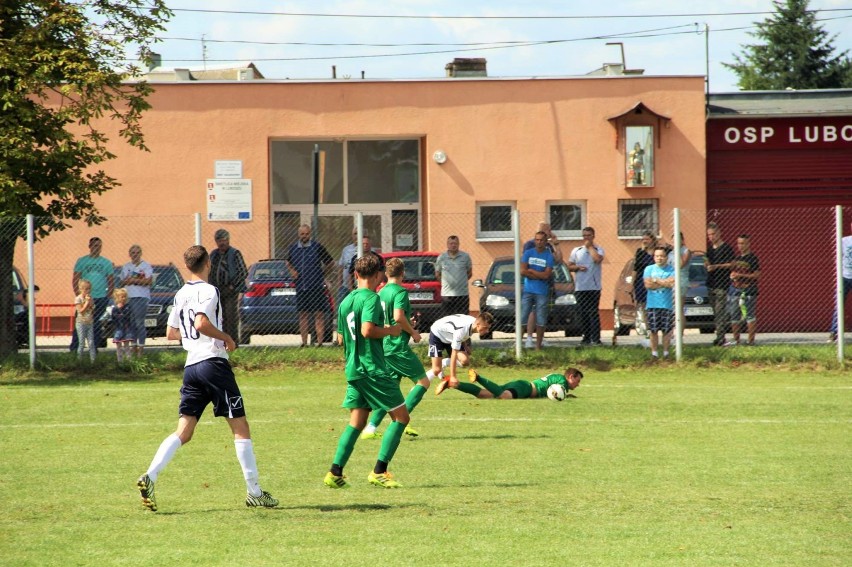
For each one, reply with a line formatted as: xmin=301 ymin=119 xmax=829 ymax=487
xmin=369 ymin=409 xmax=387 ymax=429
xmin=377 ymin=420 xmax=406 ymax=464
xmin=405 ymin=384 xmax=427 ymax=412
xmin=456 ymin=382 xmax=482 ymax=397
xmin=332 ymin=425 xmax=360 ymax=469
xmin=476 ymin=374 xmax=505 ymax=398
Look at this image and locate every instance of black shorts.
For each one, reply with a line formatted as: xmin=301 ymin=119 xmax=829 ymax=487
xmin=427 ymin=332 xmax=453 ymax=359
xmin=441 ymin=296 xmax=470 ymax=316
xmin=179 ymin=358 xmax=245 ymax=419
xmin=296 ymin=288 xmax=330 ymax=313
xmin=647 ymin=308 xmax=674 ymax=333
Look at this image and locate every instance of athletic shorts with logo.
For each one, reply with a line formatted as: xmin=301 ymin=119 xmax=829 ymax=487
xmin=179 ymin=357 xmax=245 ymax=419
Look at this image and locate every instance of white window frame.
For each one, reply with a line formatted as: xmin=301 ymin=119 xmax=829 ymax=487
xmin=475 ymin=201 xmax=516 ymax=241
xmin=547 ymin=200 xmax=586 ymax=240
xmin=617 ymin=198 xmax=659 ymax=239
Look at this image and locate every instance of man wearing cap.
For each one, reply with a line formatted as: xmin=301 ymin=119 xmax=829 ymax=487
xmin=209 ymin=229 xmax=248 ymax=341
xmin=71 ymin=236 xmax=114 ymax=353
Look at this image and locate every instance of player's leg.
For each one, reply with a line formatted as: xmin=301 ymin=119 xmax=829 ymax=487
xmin=138 ymin=414 xmax=198 ymax=512
xmin=326 ymin=385 xmax=369 ymax=488
xmin=366 ymin=377 xmax=408 ymax=488
xmin=226 ymin=416 xmax=278 ymax=507
xmin=469 ymin=370 xmax=507 ymax=398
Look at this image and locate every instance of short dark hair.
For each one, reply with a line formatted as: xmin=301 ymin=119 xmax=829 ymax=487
xmin=476 ymin=312 xmax=495 ymax=326
xmin=738 ymin=234 xmax=750 ymax=240
xmin=184 ymin=245 xmax=209 ymax=274
xmin=707 ymin=222 xmax=720 ymax=230
xmin=566 ymin=367 xmax=584 ymax=380
xmin=354 ymin=254 xmax=381 ymax=278
xmin=582 ymin=226 xmax=595 ymax=235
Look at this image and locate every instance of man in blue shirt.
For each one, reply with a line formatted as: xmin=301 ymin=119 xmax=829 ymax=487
xmin=520 ymin=231 xmax=554 ymax=350
xmin=287 ymin=224 xmax=334 ymax=347
xmin=643 ymin=247 xmax=675 ymax=360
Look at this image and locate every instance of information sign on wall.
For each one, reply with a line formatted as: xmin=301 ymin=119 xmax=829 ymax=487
xmin=206 ymin=179 xmax=252 ymax=221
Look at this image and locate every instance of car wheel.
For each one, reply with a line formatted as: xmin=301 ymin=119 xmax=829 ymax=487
xmin=613 ymin=304 xmax=631 ymax=336
xmin=237 ymin=321 xmax=251 ymax=345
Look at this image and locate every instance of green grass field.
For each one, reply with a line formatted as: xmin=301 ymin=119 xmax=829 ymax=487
xmin=1 ymin=362 xmax=849 ymax=566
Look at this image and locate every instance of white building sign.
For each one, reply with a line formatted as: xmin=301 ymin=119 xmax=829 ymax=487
xmin=215 ymin=160 xmax=243 ymax=179
xmin=206 ymin=179 xmax=252 ymax=221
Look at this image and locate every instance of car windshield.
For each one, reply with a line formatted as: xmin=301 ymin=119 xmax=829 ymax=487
xmin=152 ymin=268 xmax=184 ymax=292
xmin=250 ymin=261 xmax=293 ymax=282
xmin=489 ymin=261 xmax=571 ymax=284
xmin=399 ymin=257 xmax=436 ymax=282
xmin=688 ymin=257 xmax=708 ymax=282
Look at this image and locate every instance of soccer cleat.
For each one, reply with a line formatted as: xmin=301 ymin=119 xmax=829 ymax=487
xmin=467 ymin=369 xmax=479 ymax=383
xmin=246 ymin=490 xmax=279 ymax=508
xmin=324 ymin=471 xmax=350 ymax=489
xmin=368 ymin=471 xmax=402 ymax=488
xmin=403 ymin=425 xmax=419 ymax=437
xmin=434 ymin=378 xmax=450 ymax=396
xmin=360 ymin=430 xmax=383 ymax=440
xmin=137 ymin=474 xmax=157 ymax=512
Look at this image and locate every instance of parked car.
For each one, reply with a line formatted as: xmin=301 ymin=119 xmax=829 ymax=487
xmin=612 ymin=251 xmax=715 ymax=336
xmin=472 ymin=256 xmax=581 ymax=339
xmin=237 ymin=259 xmax=334 ymax=345
xmin=378 ymin=251 xmax=442 ymax=331
xmin=13 ymin=266 xmax=38 ymax=347
xmin=100 ymin=264 xmax=185 ymax=346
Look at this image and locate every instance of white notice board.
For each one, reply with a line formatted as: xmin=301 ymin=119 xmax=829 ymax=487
xmin=206 ymin=179 xmax=252 ymax=221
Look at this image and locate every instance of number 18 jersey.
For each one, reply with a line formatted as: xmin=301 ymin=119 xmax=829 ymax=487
xmin=167 ymin=280 xmax=228 ymax=366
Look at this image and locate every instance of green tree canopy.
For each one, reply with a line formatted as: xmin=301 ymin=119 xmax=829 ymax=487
xmin=0 ymin=0 xmax=171 ymax=355
xmin=724 ymin=0 xmax=852 ymax=90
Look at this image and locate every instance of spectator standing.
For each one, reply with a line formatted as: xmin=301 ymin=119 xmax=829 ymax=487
xmin=208 ymin=229 xmax=248 ymax=342
xmin=346 ymin=235 xmax=384 ymax=290
xmin=567 ymin=226 xmax=605 ymax=346
xmin=287 ymin=224 xmax=334 ymax=347
xmin=520 ymin=231 xmax=554 ymax=350
xmin=70 ymin=237 xmax=114 ymax=353
xmin=644 ymin=247 xmax=676 ymax=360
xmin=110 ymin=288 xmax=135 ymax=362
xmin=435 ymin=235 xmax=473 ymax=317
xmin=705 ymin=223 xmax=736 ymax=346
xmin=667 ymin=232 xmax=692 ymax=299
xmin=726 ymin=235 xmax=761 ymax=346
xmin=522 ymin=222 xmax=562 ymax=347
xmin=335 ymin=228 xmax=360 ymax=341
xmin=632 ymin=231 xmax=657 ymax=346
xmin=73 ymin=279 xmax=96 ymax=362
xmin=119 ymin=244 xmax=153 ymax=356
xmin=828 ymin=220 xmax=852 ymax=343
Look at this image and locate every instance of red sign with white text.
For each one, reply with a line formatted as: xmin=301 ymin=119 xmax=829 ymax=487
xmin=708 ymin=116 xmax=852 ymax=151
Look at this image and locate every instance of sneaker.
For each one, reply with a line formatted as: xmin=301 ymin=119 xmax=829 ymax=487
xmin=368 ymin=471 xmax=402 ymax=488
xmin=723 ymin=340 xmax=739 ymax=347
xmin=324 ymin=471 xmax=350 ymax=489
xmin=524 ymin=337 xmax=534 ymax=349
xmin=246 ymin=490 xmax=279 ymax=508
xmin=712 ymin=337 xmax=726 ymax=347
xmin=137 ymin=474 xmax=157 ymax=512
xmin=540 ymin=339 xmax=552 ymax=347
xmin=828 ymin=332 xmax=837 ymax=343
xmin=403 ymin=425 xmax=419 ymax=437
xmin=468 ymin=368 xmax=479 ymax=383
xmin=360 ymin=430 xmax=382 ymax=440
xmin=434 ymin=378 xmax=450 ymax=396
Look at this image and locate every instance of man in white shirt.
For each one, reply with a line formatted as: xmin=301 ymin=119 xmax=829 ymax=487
xmin=567 ymin=226 xmax=605 ymax=346
xmin=136 ymin=245 xmax=278 ymax=512
xmin=829 ymin=221 xmax=852 ymax=342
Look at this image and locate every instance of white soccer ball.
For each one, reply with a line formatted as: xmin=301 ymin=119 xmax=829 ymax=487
xmin=546 ymin=383 xmax=567 ymax=401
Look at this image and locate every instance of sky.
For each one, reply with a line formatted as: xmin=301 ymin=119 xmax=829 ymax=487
xmin=145 ymin=1 xmax=852 ymax=92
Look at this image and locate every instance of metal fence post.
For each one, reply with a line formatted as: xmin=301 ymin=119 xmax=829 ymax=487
xmin=673 ymin=209 xmax=683 ymax=361
xmin=513 ymin=209 xmax=522 ymax=360
xmin=837 ymin=205 xmax=845 ymax=364
xmin=194 ymin=213 xmax=202 ymax=245
xmin=26 ymin=214 xmax=36 ymax=369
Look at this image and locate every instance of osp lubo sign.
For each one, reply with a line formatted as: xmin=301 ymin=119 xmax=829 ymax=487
xmin=708 ymin=116 xmax=852 ymax=151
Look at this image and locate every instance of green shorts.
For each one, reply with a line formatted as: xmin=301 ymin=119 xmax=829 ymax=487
xmin=502 ymin=380 xmax=534 ymax=399
xmin=341 ymin=374 xmax=406 ymax=411
xmin=384 ymin=350 xmax=427 ymax=383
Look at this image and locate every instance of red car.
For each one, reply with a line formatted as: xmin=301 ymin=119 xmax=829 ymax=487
xmin=379 ymin=251 xmax=442 ymax=331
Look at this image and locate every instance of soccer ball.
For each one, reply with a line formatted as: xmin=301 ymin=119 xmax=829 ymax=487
xmin=546 ymin=383 xmax=567 ymax=401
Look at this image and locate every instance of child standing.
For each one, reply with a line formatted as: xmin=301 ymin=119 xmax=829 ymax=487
xmin=643 ymin=247 xmax=676 ymax=360
xmin=74 ymin=279 xmax=96 ymax=362
xmin=111 ymin=288 xmax=136 ymax=362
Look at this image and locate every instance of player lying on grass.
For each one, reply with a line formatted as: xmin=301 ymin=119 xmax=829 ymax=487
xmin=439 ymin=367 xmax=584 ymax=399
xmin=361 ymin=257 xmax=428 ymax=439
xmin=430 ymin=312 xmax=495 ymax=396
xmin=324 ymin=254 xmax=409 ymax=489
xmin=137 ymin=245 xmax=278 ymax=512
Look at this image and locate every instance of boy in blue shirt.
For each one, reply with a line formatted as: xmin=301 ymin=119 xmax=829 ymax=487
xmin=643 ymin=247 xmax=675 ymax=360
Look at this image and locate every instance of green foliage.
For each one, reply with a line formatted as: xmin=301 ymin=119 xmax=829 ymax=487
xmin=0 ymin=1 xmax=171 ymax=355
xmin=724 ymin=0 xmax=852 ymax=90
xmin=0 ymin=367 xmax=848 ymax=566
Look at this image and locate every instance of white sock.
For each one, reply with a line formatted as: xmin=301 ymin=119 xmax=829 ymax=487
xmin=362 ymin=423 xmax=377 ymax=434
xmin=441 ymin=358 xmax=451 ymax=368
xmin=235 ymin=439 xmax=262 ymax=497
xmin=663 ymin=351 xmax=669 ymax=358
xmin=146 ymin=433 xmax=182 ymax=482
xmin=651 ymin=351 xmax=658 ymax=357
xmin=425 ymin=369 xmax=444 ymax=382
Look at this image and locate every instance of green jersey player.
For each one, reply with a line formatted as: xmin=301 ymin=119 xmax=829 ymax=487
xmin=441 ymin=367 xmax=584 ymax=399
xmin=361 ymin=257 xmax=428 ymax=440
xmin=324 ymin=254 xmax=409 ymax=489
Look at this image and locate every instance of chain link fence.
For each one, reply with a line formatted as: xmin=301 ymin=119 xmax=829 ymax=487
xmin=6 ymin=206 xmax=849 ymax=361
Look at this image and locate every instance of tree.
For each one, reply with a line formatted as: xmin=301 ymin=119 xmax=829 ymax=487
xmin=0 ymin=1 xmax=171 ymax=355
xmin=724 ymin=0 xmax=852 ymax=90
